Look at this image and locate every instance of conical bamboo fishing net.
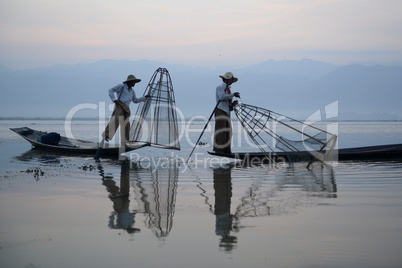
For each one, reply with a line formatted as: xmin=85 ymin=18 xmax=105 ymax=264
xmin=233 ymin=103 xmax=337 ymax=163
xmin=129 ymin=68 xmax=180 ymax=150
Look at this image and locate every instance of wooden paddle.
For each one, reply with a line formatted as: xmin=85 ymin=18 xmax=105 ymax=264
xmin=185 ymin=101 xmax=221 ymax=163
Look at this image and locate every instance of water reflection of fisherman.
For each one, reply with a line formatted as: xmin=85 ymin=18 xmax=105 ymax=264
xmin=99 ymin=160 xmax=140 ymax=234
xmin=213 ymin=167 xmax=238 ymax=252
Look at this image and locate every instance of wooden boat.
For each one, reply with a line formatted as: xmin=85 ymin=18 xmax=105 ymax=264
xmin=11 ymin=127 xmax=148 ymax=157
xmin=208 ymin=143 xmax=402 ymax=162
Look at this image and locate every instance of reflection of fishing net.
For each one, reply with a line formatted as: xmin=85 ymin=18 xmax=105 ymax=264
xmin=131 ymin=163 xmax=179 ymax=238
xmin=129 ymin=68 xmax=180 ymax=150
xmin=234 ymin=163 xmax=337 ymax=218
xmin=234 ymin=103 xmax=337 ymax=163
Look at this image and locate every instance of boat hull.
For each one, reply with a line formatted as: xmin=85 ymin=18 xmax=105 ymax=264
xmin=10 ymin=127 xmax=147 ymax=157
xmin=208 ymin=143 xmax=402 ymax=162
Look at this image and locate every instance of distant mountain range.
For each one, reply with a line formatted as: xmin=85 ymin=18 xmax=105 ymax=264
xmin=1 ymin=59 xmax=401 ymax=120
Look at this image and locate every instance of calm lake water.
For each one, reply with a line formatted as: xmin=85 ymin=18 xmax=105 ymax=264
xmin=1 ymin=119 xmax=402 ymax=268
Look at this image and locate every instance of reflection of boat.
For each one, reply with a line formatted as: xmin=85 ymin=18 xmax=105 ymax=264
xmin=15 ymin=148 xmax=63 ymax=163
xmin=208 ymin=143 xmax=402 ymax=162
xmin=11 ymin=127 xmax=147 ymax=157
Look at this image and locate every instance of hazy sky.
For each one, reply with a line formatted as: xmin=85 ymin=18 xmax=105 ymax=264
xmin=1 ymin=0 xmax=401 ymax=70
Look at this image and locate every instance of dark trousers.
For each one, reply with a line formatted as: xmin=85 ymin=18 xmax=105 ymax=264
xmin=103 ymin=104 xmax=131 ymax=145
xmin=213 ymin=108 xmax=232 ymax=153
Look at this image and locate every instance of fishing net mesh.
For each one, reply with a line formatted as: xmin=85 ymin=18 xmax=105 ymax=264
xmin=129 ymin=68 xmax=181 ymax=150
xmin=234 ymin=103 xmax=337 ymax=162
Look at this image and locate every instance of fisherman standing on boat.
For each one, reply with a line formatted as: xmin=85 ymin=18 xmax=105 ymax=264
xmin=103 ymin=74 xmax=150 ymax=145
xmin=213 ymin=72 xmax=240 ymax=154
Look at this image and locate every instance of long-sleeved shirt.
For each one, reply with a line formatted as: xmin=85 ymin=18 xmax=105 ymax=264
xmin=108 ymin=83 xmax=146 ymax=107
xmin=216 ymin=82 xmax=235 ymax=115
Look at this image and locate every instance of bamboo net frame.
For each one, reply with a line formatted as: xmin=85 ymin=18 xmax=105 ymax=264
xmin=233 ymin=102 xmax=337 ymax=163
xmin=129 ymin=68 xmax=181 ymax=150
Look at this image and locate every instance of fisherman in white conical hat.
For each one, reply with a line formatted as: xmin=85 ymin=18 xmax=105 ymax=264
xmin=103 ymin=74 xmax=150 ymax=145
xmin=213 ymin=72 xmax=240 ymax=154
